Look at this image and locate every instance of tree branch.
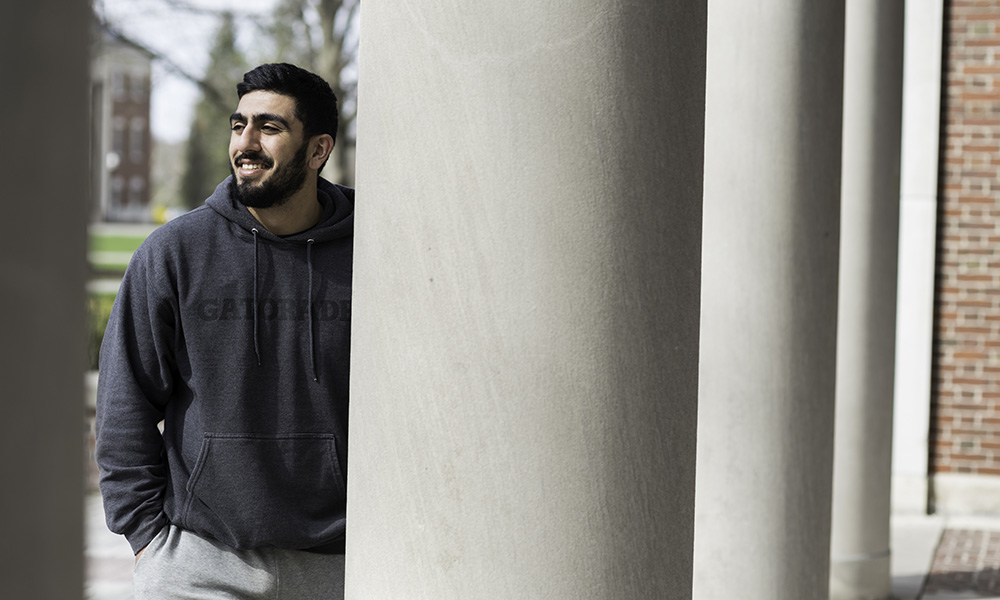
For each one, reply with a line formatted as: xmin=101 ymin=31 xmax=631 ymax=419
xmin=99 ymin=20 xmax=231 ymax=112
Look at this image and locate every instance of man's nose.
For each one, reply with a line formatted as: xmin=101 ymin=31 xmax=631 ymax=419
xmin=234 ymin=127 xmax=261 ymax=153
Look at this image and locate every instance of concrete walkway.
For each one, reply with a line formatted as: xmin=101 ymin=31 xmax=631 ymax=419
xmin=85 ymin=494 xmax=133 ymax=600
xmin=84 ymin=492 xmax=1000 ymax=599
xmin=897 ymin=513 xmax=1000 ymax=600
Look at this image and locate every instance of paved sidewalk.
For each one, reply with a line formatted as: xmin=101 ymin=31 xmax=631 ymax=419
xmin=892 ymin=513 xmax=1000 ymax=600
xmin=893 ymin=513 xmax=946 ymax=600
xmin=85 ymin=494 xmax=133 ymax=600
xmin=84 ymin=492 xmax=1000 ymax=599
xmin=920 ymin=518 xmax=1000 ymax=600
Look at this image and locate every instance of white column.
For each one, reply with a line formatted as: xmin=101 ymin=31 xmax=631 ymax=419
xmin=348 ymin=1 xmax=707 ymax=598
xmin=0 ymin=1 xmax=89 ymax=598
xmin=829 ymin=1 xmax=905 ymax=598
xmin=892 ymin=0 xmax=947 ymax=516
xmin=693 ymin=1 xmax=846 ymax=599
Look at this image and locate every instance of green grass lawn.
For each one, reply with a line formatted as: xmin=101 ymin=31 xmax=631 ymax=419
xmin=87 ymin=227 xmax=156 ymax=368
xmin=89 ymin=233 xmax=148 ymax=254
xmin=87 ymin=230 xmax=151 ymax=367
xmin=88 ymin=231 xmax=151 ymax=273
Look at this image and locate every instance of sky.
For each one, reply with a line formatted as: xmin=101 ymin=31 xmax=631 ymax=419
xmin=98 ymin=0 xmax=279 ymax=143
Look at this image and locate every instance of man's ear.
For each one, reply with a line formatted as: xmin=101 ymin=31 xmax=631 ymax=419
xmin=309 ymin=134 xmax=335 ymax=170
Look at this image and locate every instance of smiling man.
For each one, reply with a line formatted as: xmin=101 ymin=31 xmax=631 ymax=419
xmin=96 ymin=64 xmax=353 ymax=599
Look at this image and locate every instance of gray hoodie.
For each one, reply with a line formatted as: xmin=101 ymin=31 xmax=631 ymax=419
xmin=96 ymin=176 xmax=353 ymax=554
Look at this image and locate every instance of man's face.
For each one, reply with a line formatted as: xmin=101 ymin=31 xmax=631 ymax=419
xmin=228 ymin=90 xmax=311 ymax=209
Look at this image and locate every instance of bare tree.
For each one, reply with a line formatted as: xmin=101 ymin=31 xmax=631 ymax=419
xmin=181 ymin=12 xmax=249 ymax=208
xmin=94 ymin=0 xmax=264 ymax=113
xmin=267 ymin=0 xmax=360 ymax=185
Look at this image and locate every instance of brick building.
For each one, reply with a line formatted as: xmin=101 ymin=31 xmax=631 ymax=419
xmin=90 ymin=25 xmax=154 ymax=223
xmin=926 ymin=0 xmax=1000 ymax=510
xmin=894 ymin=1 xmax=1000 ymax=515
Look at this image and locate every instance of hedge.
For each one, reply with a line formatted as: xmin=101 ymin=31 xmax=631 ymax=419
xmin=88 ymin=292 xmax=116 ymax=371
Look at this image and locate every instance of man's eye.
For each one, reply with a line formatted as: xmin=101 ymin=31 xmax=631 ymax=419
xmin=231 ymin=123 xmax=245 ymax=132
xmin=261 ymin=125 xmax=279 ymax=133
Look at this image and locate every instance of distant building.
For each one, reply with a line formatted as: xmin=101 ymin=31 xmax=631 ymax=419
xmin=91 ymin=24 xmax=154 ymax=223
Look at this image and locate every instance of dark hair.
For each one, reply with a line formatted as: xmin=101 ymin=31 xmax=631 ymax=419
xmin=237 ymin=63 xmax=339 ymax=145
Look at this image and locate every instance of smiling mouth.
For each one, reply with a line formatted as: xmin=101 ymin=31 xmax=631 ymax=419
xmin=239 ymin=165 xmax=266 ymax=178
xmin=236 ymin=157 xmax=272 ymax=178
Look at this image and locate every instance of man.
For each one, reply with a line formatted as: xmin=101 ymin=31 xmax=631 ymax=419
xmin=96 ymin=63 xmax=353 ymax=599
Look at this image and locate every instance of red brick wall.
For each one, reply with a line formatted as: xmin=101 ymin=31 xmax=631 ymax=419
xmin=933 ymin=0 xmax=1000 ymax=476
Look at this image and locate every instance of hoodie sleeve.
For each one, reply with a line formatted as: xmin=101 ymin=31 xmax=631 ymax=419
xmin=95 ymin=241 xmax=177 ymax=554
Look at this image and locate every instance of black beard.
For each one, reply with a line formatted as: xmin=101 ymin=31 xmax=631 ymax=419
xmin=229 ymin=141 xmax=310 ymax=209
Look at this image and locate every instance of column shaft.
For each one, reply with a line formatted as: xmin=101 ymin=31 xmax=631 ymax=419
xmin=830 ymin=1 xmax=905 ymax=598
xmin=694 ymin=1 xmax=846 ymax=598
xmin=348 ymin=1 xmax=707 ymax=598
xmin=892 ymin=0 xmax=946 ymax=515
xmin=0 ymin=1 xmax=89 ymax=598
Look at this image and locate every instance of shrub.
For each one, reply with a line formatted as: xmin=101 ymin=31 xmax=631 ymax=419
xmin=88 ymin=292 xmax=117 ymax=371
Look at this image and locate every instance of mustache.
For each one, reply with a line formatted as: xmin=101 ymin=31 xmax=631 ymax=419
xmin=234 ymin=152 xmax=273 ymax=168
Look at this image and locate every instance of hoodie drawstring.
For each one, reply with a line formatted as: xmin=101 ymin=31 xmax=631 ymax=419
xmin=251 ymin=228 xmax=262 ymax=365
xmin=306 ymin=239 xmax=318 ymax=382
xmin=249 ymin=229 xmax=318 ymax=382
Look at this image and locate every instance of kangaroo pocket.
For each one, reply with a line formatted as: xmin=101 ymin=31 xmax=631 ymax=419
xmin=183 ymin=433 xmax=346 ymax=550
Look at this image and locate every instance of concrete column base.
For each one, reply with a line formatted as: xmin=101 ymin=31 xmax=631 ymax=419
xmin=830 ymin=554 xmax=892 ymax=600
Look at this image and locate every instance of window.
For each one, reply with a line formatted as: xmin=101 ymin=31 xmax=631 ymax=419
xmin=112 ymin=117 xmax=126 ymax=157
xmin=111 ymin=71 xmax=126 ymax=101
xmin=110 ymin=177 xmax=124 ymax=209
xmin=130 ymin=73 xmax=147 ymax=102
xmin=129 ymin=176 xmax=146 ymax=207
xmin=130 ymin=118 xmax=145 ymax=163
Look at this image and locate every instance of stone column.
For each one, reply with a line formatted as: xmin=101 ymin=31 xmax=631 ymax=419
xmin=829 ymin=2 xmax=905 ymax=599
xmin=0 ymin=1 xmax=89 ymax=598
xmin=693 ymin=2 xmax=845 ymax=599
xmin=892 ymin=0 xmax=946 ymax=516
xmin=347 ymin=1 xmax=707 ymax=598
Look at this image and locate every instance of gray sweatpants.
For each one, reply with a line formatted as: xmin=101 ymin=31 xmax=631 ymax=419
xmin=133 ymin=525 xmax=345 ymax=600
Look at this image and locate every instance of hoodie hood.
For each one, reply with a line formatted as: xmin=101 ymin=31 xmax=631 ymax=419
xmin=205 ymin=175 xmax=355 ymax=243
